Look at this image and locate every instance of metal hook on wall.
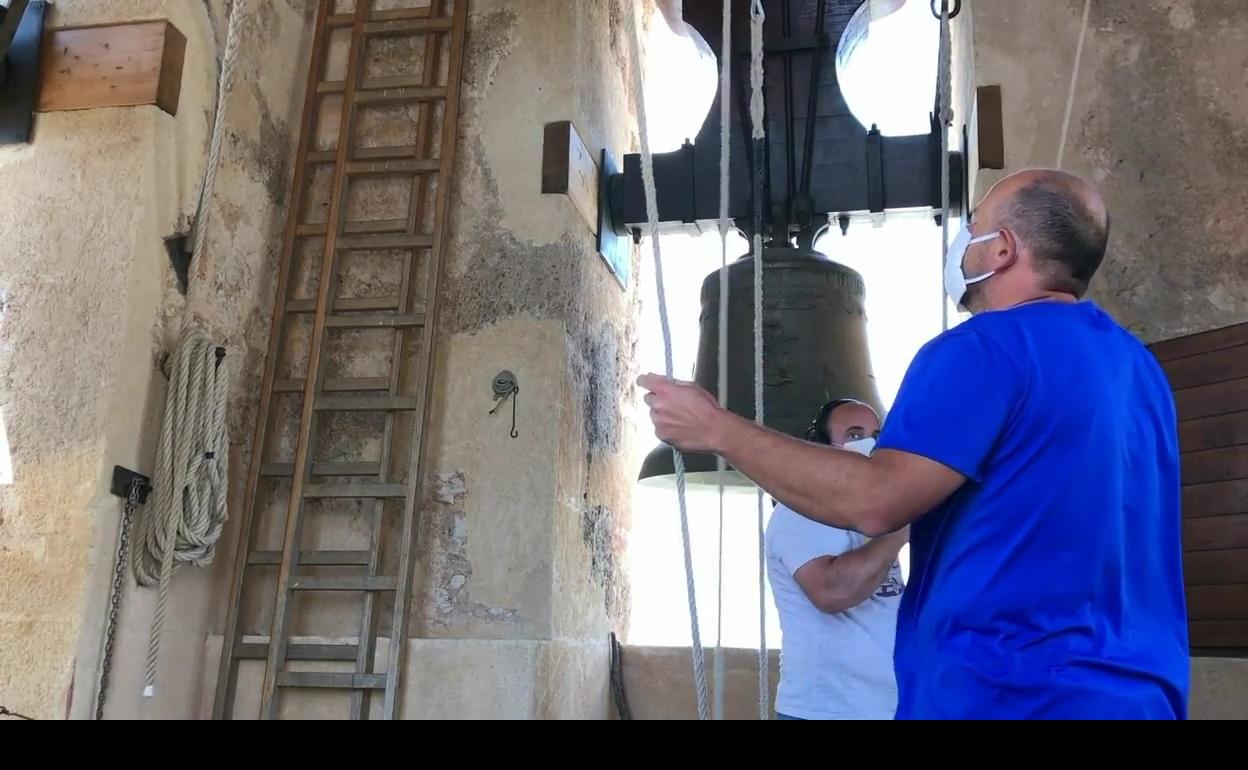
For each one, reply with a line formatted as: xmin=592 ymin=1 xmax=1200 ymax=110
xmin=489 ymin=371 xmax=520 ymax=439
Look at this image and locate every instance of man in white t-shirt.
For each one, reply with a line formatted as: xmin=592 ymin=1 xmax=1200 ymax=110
xmin=766 ymin=399 xmax=907 ymax=721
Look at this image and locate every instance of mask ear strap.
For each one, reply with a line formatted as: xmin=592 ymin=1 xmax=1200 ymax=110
xmin=965 ymin=230 xmax=1012 ymax=285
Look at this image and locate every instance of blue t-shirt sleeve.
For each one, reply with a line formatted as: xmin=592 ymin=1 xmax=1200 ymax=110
xmin=877 ymin=326 xmax=1023 ymax=482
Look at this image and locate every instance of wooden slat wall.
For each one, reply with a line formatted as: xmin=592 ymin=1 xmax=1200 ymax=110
xmin=1153 ymin=322 xmax=1248 ymax=652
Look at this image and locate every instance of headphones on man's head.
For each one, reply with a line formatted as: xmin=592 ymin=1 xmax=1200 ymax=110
xmin=804 ymin=399 xmax=870 ymax=445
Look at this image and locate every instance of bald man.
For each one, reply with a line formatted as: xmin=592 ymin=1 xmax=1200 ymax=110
xmin=641 ymin=170 xmax=1188 ymax=720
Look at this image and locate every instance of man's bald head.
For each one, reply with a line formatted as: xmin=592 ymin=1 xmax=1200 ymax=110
xmin=978 ymin=169 xmax=1110 ymax=297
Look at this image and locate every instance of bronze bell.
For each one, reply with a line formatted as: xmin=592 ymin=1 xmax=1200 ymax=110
xmin=639 ymin=245 xmax=883 ymax=488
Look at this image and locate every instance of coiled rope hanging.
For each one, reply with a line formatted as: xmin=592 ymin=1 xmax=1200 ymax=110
xmin=124 ymin=0 xmax=245 ymax=702
xmin=132 ymin=326 xmax=230 ymax=698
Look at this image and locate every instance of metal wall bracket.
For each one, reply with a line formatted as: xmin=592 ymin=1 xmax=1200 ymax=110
xmin=110 ymin=466 xmax=152 ymax=505
xmin=0 ymin=1 xmax=46 ymax=145
xmin=597 ymin=149 xmax=630 ymax=290
xmin=164 ymin=234 xmax=193 ymax=295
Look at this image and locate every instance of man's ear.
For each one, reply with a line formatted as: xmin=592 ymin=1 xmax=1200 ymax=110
xmin=992 ymin=229 xmax=1021 ymax=272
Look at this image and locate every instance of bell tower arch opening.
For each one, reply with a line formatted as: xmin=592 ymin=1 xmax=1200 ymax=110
xmin=837 ymin=0 xmax=940 ymax=136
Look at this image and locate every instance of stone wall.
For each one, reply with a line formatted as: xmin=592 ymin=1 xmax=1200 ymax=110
xmin=2 ymin=0 xmax=650 ymax=720
xmin=965 ymin=0 xmax=1248 ymax=343
xmin=0 ymin=0 xmax=316 ymax=720
xmin=617 ymin=647 xmax=1246 ymax=720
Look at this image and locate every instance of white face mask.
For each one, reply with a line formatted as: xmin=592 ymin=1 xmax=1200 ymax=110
xmin=944 ymin=226 xmax=1002 ymax=311
xmin=842 ymin=437 xmax=877 ymax=457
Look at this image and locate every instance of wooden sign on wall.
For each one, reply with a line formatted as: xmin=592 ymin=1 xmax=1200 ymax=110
xmin=38 ymin=20 xmax=187 ymax=116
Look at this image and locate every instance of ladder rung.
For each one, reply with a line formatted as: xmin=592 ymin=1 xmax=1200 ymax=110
xmin=315 ymin=396 xmax=419 ymax=412
xmin=274 ymin=377 xmax=391 ymax=394
xmin=363 ymin=17 xmax=454 ymax=36
xmin=337 ymin=234 xmax=433 ymax=251
xmin=343 ymin=219 xmax=409 ymax=235
xmin=355 ymin=86 xmax=447 ymax=106
xmin=304 ymin=483 xmax=408 ymax=499
xmin=371 ymin=8 xmax=436 ymax=22
xmin=356 ymin=145 xmax=422 ymax=161
xmin=290 ymin=576 xmax=398 ymax=592
xmin=285 ymin=296 xmax=401 ymax=314
xmin=235 ymin=642 xmax=359 ymax=662
xmin=294 ymin=222 xmax=327 ymax=237
xmin=319 ymin=74 xmax=432 ymax=96
xmin=328 ymin=7 xmax=434 ymax=29
xmin=261 ymin=462 xmax=382 ymax=478
xmin=277 ymin=672 xmax=388 ymax=690
xmin=248 ymin=550 xmax=373 ymax=566
xmin=318 ymin=81 xmax=446 ymax=104
xmin=326 ymin=313 xmax=425 ymax=329
xmin=307 ymin=145 xmax=421 ymax=164
xmin=295 ymin=219 xmax=409 ymax=237
xmin=358 ymin=75 xmax=427 ymax=92
xmin=345 ymin=158 xmax=440 ymax=176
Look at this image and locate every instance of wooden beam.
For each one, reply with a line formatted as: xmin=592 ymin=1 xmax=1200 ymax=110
xmin=542 ymin=120 xmax=600 ymax=235
xmin=1184 ymin=479 xmax=1248 ymax=520
xmin=1152 ymin=323 xmax=1248 ymax=363
xmin=37 ymin=20 xmax=187 ymax=116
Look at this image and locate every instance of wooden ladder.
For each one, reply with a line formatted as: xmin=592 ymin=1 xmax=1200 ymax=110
xmin=213 ymin=0 xmax=467 ymax=720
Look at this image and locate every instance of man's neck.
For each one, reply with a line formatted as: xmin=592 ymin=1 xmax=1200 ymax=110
xmin=1008 ymin=292 xmax=1079 ymax=309
xmin=978 ymin=290 xmax=1079 ymax=314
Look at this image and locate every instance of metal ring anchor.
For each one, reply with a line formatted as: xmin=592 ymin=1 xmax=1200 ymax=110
xmin=931 ymin=0 xmax=962 ymax=20
xmin=489 ymin=371 xmax=520 ymax=439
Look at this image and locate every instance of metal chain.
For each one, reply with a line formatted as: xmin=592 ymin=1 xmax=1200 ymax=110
xmin=0 ymin=706 xmax=35 ymax=721
xmin=96 ymin=478 xmax=144 ymax=720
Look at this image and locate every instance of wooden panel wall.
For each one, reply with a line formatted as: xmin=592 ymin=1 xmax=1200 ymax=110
xmin=1153 ymin=323 xmax=1248 ymax=652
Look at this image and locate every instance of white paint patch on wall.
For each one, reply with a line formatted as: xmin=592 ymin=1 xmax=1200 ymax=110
xmin=0 ymin=287 xmax=9 ymax=485
xmin=0 ymin=411 xmax=12 ymax=486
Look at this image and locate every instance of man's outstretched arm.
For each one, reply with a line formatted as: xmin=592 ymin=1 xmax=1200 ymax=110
xmin=640 ymin=375 xmax=964 ymax=536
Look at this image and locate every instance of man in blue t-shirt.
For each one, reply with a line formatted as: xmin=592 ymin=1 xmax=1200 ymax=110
xmin=639 ymin=169 xmax=1188 ymax=719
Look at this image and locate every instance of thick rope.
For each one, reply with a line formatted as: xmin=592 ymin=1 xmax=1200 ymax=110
xmin=749 ymin=0 xmax=769 ymax=721
xmin=132 ymin=325 xmax=229 ymax=697
xmin=1056 ymin=0 xmax=1092 ymax=170
xmin=190 ymin=0 xmax=247 ymax=272
xmin=628 ymin=4 xmax=711 ymax=721
xmin=750 ymin=1 xmax=767 ymax=142
xmin=712 ymin=0 xmax=733 ymax=723
xmin=126 ymin=0 xmax=242 ymax=701
xmin=713 ymin=486 xmax=726 ymax=720
xmin=938 ymin=3 xmax=953 ymax=331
